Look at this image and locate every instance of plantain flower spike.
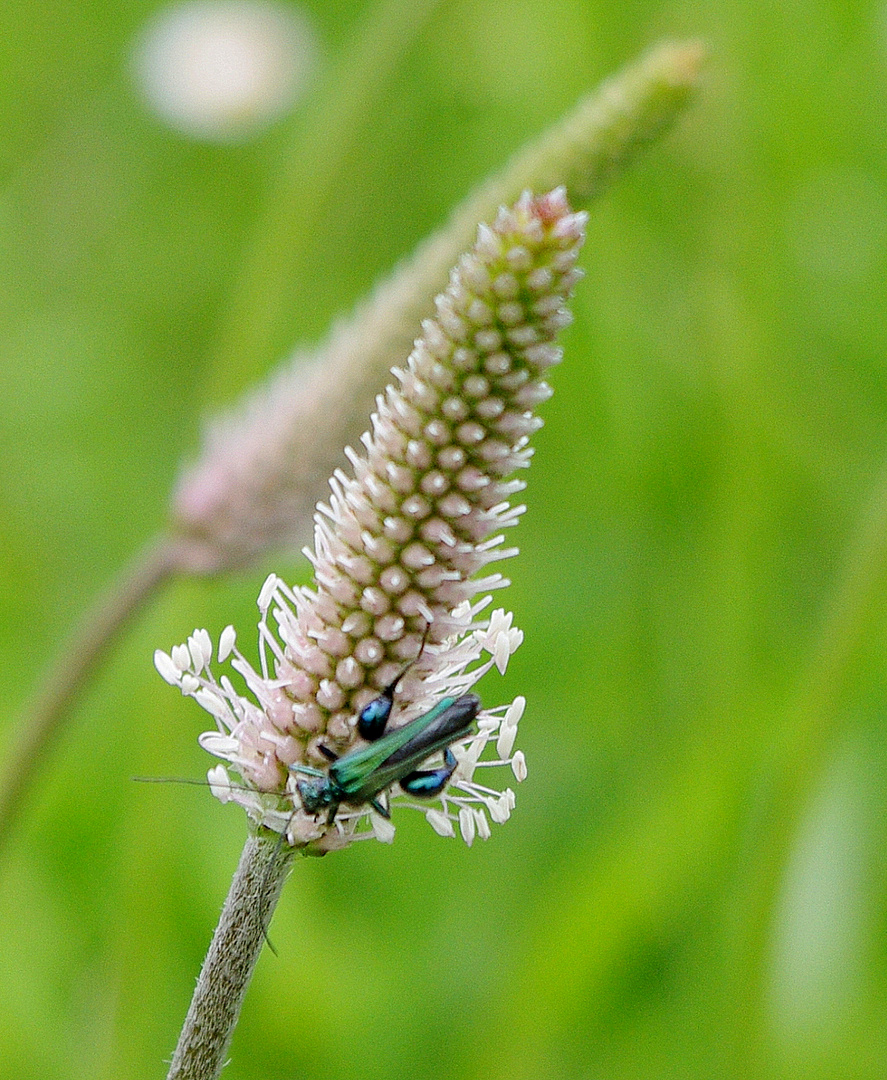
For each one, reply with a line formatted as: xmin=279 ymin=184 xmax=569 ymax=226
xmin=155 ymin=189 xmax=586 ymax=851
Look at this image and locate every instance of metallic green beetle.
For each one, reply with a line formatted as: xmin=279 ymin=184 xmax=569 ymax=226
xmin=293 ymin=693 xmax=480 ymax=823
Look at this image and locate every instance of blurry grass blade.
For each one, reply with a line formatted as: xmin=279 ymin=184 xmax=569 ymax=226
xmin=212 ymin=0 xmax=447 ymax=393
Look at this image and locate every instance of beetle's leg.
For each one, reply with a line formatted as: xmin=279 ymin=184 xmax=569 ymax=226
xmin=357 ymin=622 xmax=432 ymax=741
xmin=356 ymin=678 xmax=400 ymax=741
xmin=399 ymin=748 xmax=458 ymax=799
xmin=289 ymin=763 xmax=326 ymax=779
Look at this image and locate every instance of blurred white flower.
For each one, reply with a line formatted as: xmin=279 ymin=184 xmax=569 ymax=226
xmin=132 ymin=0 xmax=317 ymax=142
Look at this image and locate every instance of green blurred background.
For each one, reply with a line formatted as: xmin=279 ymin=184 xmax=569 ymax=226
xmin=2 ymin=1 xmax=887 ymax=1077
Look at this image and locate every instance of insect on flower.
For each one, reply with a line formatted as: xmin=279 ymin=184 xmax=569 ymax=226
xmin=293 ymin=692 xmax=480 ymax=824
xmin=157 ymin=187 xmax=585 ymax=847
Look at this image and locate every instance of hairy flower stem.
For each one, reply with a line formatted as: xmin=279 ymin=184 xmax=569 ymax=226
xmin=0 ymin=537 xmax=182 ymax=857
xmin=167 ymin=831 xmax=296 ymax=1080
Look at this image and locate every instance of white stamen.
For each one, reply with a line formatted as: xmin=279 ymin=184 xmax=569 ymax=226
xmin=459 ymin=807 xmax=476 ymax=847
xmin=426 ymin=809 xmax=455 ymax=838
xmin=154 ymin=650 xmax=182 ymax=685
xmin=218 ymin=625 xmax=237 ymax=662
xmin=474 ymin=807 xmax=491 ymax=840
xmin=371 ymin=814 xmax=396 ymax=844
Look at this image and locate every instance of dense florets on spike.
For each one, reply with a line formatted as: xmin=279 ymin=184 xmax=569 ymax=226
xmin=156 ymin=189 xmax=585 ymax=849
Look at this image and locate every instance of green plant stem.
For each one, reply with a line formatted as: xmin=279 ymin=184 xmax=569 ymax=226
xmin=0 ymin=536 xmax=181 ymax=856
xmin=167 ymin=831 xmax=296 ymax=1080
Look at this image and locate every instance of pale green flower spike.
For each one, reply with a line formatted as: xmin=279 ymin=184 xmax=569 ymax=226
xmin=170 ymin=41 xmax=704 ymax=573
xmin=157 ymin=189 xmax=585 ymax=851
